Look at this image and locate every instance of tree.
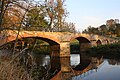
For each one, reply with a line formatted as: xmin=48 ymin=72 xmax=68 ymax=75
xmin=3 ymin=4 xmax=23 ymax=29
xmin=0 ymin=0 xmax=31 ymax=31
xmin=83 ymin=19 xmax=120 ymax=37
xmin=115 ymin=24 xmax=120 ymax=37
xmin=25 ymin=5 xmax=49 ymax=31
xmin=86 ymin=26 xmax=99 ymax=34
xmin=106 ymin=19 xmax=116 ymax=34
xmin=44 ymin=0 xmax=68 ymax=32
xmin=23 ymin=0 xmax=67 ymax=32
xmin=82 ymin=29 xmax=88 ymax=33
xmin=99 ymin=24 xmax=108 ymax=35
xmin=55 ymin=0 xmax=64 ymax=31
xmin=58 ymin=22 xmax=76 ymax=32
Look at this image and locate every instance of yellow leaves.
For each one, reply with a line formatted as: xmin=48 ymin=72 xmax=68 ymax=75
xmin=3 ymin=4 xmax=22 ymax=28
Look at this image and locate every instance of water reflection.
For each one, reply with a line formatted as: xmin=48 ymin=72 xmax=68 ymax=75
xmin=32 ymin=53 xmax=61 ymax=79
xmin=108 ymin=59 xmax=120 ymax=65
xmin=72 ymin=58 xmax=120 ymax=80
xmin=33 ymin=54 xmax=50 ymax=67
xmin=32 ymin=53 xmax=120 ymax=80
xmin=70 ymin=54 xmax=80 ymax=67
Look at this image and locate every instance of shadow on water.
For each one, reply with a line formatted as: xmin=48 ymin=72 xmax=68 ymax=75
xmin=0 ymin=47 xmax=104 ymax=80
xmin=1 ymin=39 xmax=120 ymax=80
xmin=33 ymin=52 xmax=104 ymax=80
xmin=8 ymin=51 xmax=120 ymax=80
xmin=31 ymin=53 xmax=61 ymax=80
xmin=71 ymin=56 xmax=120 ymax=80
xmin=31 ymin=53 xmax=93 ymax=80
xmin=50 ymin=53 xmax=104 ymax=80
xmin=0 ymin=47 xmax=111 ymax=80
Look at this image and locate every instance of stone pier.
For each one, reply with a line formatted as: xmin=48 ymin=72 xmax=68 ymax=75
xmin=60 ymin=42 xmax=71 ymax=72
xmin=60 ymin=42 xmax=70 ymax=57
xmin=50 ymin=42 xmax=71 ymax=72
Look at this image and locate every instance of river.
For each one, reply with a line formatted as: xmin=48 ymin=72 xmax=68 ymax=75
xmin=72 ymin=58 xmax=120 ymax=80
xmin=32 ymin=53 xmax=120 ymax=80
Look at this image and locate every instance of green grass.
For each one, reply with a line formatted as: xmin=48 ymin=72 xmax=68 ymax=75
xmin=86 ymin=43 xmax=120 ymax=58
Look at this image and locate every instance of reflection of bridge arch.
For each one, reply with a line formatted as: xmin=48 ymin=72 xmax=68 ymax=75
xmin=51 ymin=56 xmax=104 ymax=80
xmin=73 ymin=60 xmax=91 ymax=71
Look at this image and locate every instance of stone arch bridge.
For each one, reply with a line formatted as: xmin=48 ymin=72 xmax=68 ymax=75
xmin=0 ymin=30 xmax=118 ymax=57
xmin=0 ymin=30 xmax=119 ymax=72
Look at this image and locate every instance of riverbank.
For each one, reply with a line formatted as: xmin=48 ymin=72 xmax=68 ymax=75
xmin=86 ymin=43 xmax=120 ymax=59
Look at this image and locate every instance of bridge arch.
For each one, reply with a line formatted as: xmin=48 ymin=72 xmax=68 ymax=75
xmin=2 ymin=37 xmax=60 ymax=46
xmin=76 ymin=37 xmax=91 ymax=43
xmin=70 ymin=36 xmax=92 ymax=69
xmin=0 ymin=31 xmax=61 ymax=46
xmin=27 ymin=37 xmax=60 ymax=45
xmin=0 ymin=34 xmax=62 ymax=71
xmin=70 ymin=36 xmax=92 ymax=52
xmin=1 ymin=36 xmax=61 ymax=57
xmin=96 ymin=40 xmax=102 ymax=46
xmin=3 ymin=36 xmax=60 ymax=53
xmin=104 ymin=39 xmax=109 ymax=44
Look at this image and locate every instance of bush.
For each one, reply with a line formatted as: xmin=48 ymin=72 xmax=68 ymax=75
xmin=86 ymin=43 xmax=120 ymax=58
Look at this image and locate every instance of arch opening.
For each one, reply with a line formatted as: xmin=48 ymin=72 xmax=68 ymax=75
xmin=96 ymin=40 xmax=102 ymax=46
xmin=1 ymin=37 xmax=60 ymax=54
xmin=0 ymin=37 xmax=61 ymax=79
xmin=70 ymin=37 xmax=92 ymax=70
xmin=105 ymin=39 xmax=109 ymax=44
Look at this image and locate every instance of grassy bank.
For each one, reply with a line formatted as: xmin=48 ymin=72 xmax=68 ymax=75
xmin=0 ymin=49 xmax=53 ymax=80
xmin=32 ymin=45 xmax=50 ymax=54
xmin=86 ymin=43 xmax=120 ymax=59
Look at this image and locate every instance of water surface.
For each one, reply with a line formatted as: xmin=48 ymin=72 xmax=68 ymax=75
xmin=72 ymin=59 xmax=120 ymax=80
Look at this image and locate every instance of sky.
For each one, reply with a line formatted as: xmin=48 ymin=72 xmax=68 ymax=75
xmin=65 ymin=0 xmax=120 ymax=32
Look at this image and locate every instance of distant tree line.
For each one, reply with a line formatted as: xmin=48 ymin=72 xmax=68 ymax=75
xmin=82 ymin=19 xmax=120 ymax=37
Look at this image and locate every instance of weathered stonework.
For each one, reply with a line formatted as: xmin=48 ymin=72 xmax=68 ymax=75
xmin=0 ymin=30 xmax=119 ymax=72
xmin=60 ymin=42 xmax=70 ymax=57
